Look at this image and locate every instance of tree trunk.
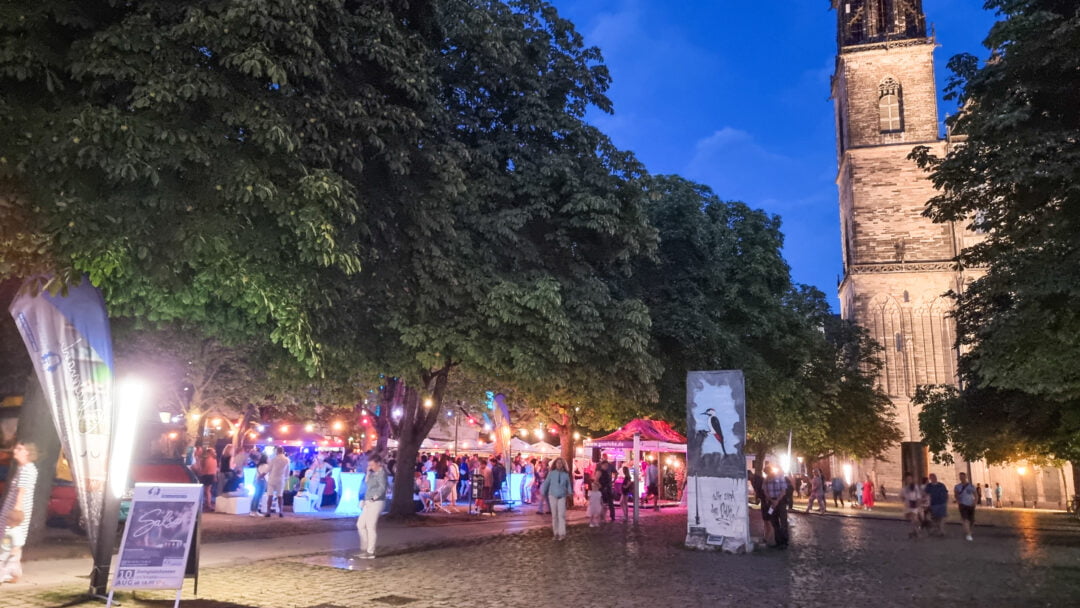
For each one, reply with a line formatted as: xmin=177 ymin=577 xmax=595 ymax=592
xmin=387 ymin=364 xmax=451 ymax=516
xmin=375 ymin=378 xmax=404 ymax=456
xmin=16 ymin=376 xmax=62 ymax=546
xmin=1071 ymin=460 xmax=1080 ymax=506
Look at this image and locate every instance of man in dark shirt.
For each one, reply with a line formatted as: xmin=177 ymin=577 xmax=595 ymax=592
xmin=925 ymin=473 xmax=949 ymax=537
xmin=763 ymin=468 xmax=791 ymax=548
xmin=598 ymin=460 xmax=615 ymax=521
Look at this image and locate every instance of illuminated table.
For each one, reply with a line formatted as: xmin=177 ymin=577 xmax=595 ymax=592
xmin=335 ymin=472 xmax=366 ymax=515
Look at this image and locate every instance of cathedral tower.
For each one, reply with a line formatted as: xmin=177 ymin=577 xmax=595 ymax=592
xmin=831 ymin=0 xmax=977 ymax=486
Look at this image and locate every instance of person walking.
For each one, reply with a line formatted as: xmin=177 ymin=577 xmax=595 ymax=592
xmin=900 ymin=474 xmax=925 ymax=539
xmin=831 ymin=475 xmax=845 ymax=508
xmin=620 ymin=465 xmax=635 ymax=520
xmin=587 ymin=479 xmax=604 ymax=527
xmin=249 ymin=453 xmax=270 ymax=516
xmin=924 ymin=473 xmax=949 ymax=537
xmin=862 ymin=474 xmax=875 ymax=511
xmin=0 ymin=442 xmax=39 ymax=584
xmin=534 ymin=459 xmax=548 ymax=515
xmin=646 ymin=460 xmax=660 ymax=510
xmin=994 ymin=483 xmax=1003 ymax=508
xmin=540 ymin=457 xmax=572 ymax=540
xmin=598 ymin=460 xmax=616 ymax=521
xmin=196 ymin=445 xmax=218 ymax=512
xmin=762 ymin=467 xmax=791 ymax=549
xmin=954 ymin=472 xmax=978 ymax=541
xmin=356 ymin=455 xmax=387 ymax=559
xmin=266 ymin=447 xmax=290 ymax=517
xmin=806 ymin=469 xmax=826 ymax=514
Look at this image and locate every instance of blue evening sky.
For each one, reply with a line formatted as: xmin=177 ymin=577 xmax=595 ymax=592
xmin=548 ymin=1 xmax=999 ymax=311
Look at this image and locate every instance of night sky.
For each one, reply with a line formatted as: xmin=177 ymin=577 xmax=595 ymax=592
xmin=548 ymin=0 xmax=999 ymax=310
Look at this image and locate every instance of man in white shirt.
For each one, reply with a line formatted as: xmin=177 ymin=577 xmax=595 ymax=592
xmin=266 ymin=447 xmax=291 ymax=517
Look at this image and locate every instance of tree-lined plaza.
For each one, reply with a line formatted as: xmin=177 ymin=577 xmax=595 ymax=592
xmin=1 ymin=0 xmax=1078 ymax=549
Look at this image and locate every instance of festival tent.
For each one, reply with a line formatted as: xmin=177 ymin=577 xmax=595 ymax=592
xmin=529 ymin=441 xmax=561 ymax=456
xmin=509 ymin=437 xmax=533 ymax=453
xmin=583 ymin=418 xmax=687 ymax=453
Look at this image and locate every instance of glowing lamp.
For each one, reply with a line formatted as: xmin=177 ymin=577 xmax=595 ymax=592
xmin=305 ymin=423 xmax=314 ymax=432
xmin=332 ymin=421 xmax=343 ymax=431
xmin=158 ymin=411 xmax=172 ymax=424
xmin=280 ymin=425 xmax=289 ymax=433
xmin=110 ymin=377 xmax=149 ymax=498
xmin=573 ymin=431 xmax=580 ymax=440
xmin=424 ymin=398 xmax=434 ymax=408
xmin=167 ymin=432 xmax=178 ymax=440
xmin=1017 ymin=466 xmax=1027 ymax=475
xmin=248 ymin=431 xmax=257 ymax=439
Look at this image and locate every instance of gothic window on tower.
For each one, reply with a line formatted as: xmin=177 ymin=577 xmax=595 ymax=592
xmin=878 ymin=77 xmax=903 ymax=133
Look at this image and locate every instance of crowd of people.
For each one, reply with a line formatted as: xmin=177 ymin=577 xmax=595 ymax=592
xmin=752 ymin=464 xmax=1001 ymax=548
xmin=190 ymin=443 xmax=359 ymax=515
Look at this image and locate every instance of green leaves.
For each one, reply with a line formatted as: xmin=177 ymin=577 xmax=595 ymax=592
xmin=910 ymin=0 xmax=1080 ymax=463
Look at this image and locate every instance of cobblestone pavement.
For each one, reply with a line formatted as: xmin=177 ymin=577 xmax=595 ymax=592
xmin=5 ymin=505 xmax=1080 ymax=608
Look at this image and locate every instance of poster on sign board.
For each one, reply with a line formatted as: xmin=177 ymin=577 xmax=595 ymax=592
xmin=112 ymin=484 xmax=201 ymax=591
xmin=685 ymin=370 xmax=749 ymax=553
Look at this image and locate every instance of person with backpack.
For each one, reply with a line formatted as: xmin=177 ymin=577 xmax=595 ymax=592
xmin=954 ymin=472 xmax=978 ymax=541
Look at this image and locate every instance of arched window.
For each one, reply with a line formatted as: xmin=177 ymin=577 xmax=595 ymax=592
xmin=878 ymin=77 xmax=903 ymax=132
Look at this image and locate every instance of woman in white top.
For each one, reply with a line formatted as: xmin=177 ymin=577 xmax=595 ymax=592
xmin=1 ymin=442 xmax=39 ymax=584
xmin=900 ymin=474 xmax=925 ymax=539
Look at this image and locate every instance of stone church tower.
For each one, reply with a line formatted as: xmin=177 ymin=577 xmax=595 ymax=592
xmin=830 ymin=0 xmax=978 ymax=488
xmin=829 ymin=0 xmax=1073 ymax=507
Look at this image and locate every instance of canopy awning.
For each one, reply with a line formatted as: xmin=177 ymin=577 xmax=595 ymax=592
xmin=584 ymin=418 xmax=687 ymax=453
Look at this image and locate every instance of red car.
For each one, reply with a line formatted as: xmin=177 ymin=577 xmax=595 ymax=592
xmin=1 ymin=454 xmax=198 ymax=532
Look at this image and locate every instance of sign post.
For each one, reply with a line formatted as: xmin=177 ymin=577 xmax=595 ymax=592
xmin=107 ymin=483 xmax=202 ymax=608
xmin=684 ymin=371 xmax=749 ymax=553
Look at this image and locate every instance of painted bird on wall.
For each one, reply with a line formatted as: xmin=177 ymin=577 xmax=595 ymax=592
xmin=703 ymin=408 xmax=728 ymax=456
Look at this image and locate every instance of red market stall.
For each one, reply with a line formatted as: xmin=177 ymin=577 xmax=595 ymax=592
xmin=584 ymin=419 xmax=687 ymax=509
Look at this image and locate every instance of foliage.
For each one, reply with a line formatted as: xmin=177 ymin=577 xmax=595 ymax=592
xmin=630 ymin=176 xmax=898 ymax=462
xmin=111 ymin=320 xmax=267 ymax=445
xmin=910 ymin=0 xmax=1080 ymax=401
xmin=909 ymin=0 xmax=1080 ymax=463
xmin=0 ymin=0 xmax=450 ymax=369
xmin=294 ymin=0 xmax=660 ymax=514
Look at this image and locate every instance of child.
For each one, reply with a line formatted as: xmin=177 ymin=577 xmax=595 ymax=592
xmin=587 ymin=479 xmax=604 ymax=527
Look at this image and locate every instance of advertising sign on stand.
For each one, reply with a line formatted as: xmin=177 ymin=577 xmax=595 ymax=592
xmin=108 ymin=483 xmax=201 ymax=607
xmin=684 ymin=371 xmax=749 ymax=553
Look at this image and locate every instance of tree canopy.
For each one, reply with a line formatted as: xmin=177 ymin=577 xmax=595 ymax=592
xmin=630 ymin=176 xmax=898 ymax=464
xmin=910 ymin=0 xmax=1080 ymax=466
xmin=0 ymin=0 xmax=450 ymax=369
